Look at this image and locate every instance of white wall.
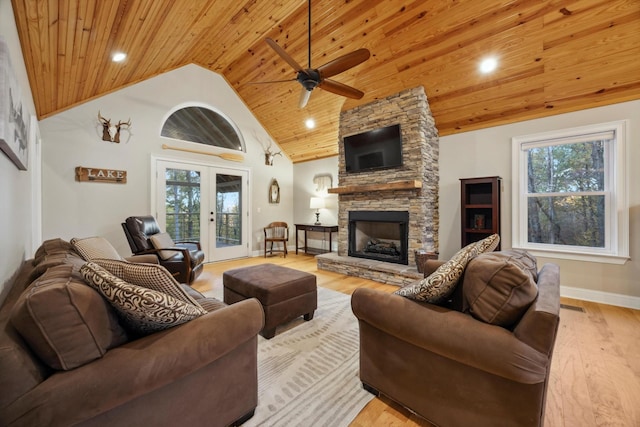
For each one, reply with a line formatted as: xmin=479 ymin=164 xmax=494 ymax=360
xmin=39 ymin=64 xmax=292 ymax=257
xmin=438 ymin=100 xmax=640 ymax=305
xmin=293 ymin=156 xmax=339 ymax=251
xmin=0 ymin=0 xmax=38 ymax=301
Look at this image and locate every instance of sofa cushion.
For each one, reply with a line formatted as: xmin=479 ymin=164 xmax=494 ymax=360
xmin=29 ymin=252 xmax=86 ymax=283
xmin=33 ymin=238 xmax=76 ymax=265
xmin=149 ymin=232 xmax=180 ymax=260
xmin=463 ymin=250 xmax=538 ymax=327
xmin=10 ymin=264 xmax=128 ymax=370
xmin=395 ymin=234 xmax=500 ymax=304
xmin=80 ymin=262 xmax=206 ymax=335
xmin=30 ymin=239 xmax=85 ymax=282
xmin=71 ymin=236 xmax=123 ymax=261
xmin=92 ymin=258 xmax=202 ymax=307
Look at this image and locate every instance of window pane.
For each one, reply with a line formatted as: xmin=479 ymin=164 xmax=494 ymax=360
xmin=161 ymin=106 xmax=244 ymax=151
xmin=216 ymin=174 xmax=242 ymax=247
xmin=527 ymin=195 xmax=604 ymax=248
xmin=527 ymin=140 xmax=605 ymax=193
xmin=165 ymin=169 xmax=201 ymax=241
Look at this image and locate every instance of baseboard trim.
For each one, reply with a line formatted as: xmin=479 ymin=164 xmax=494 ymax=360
xmin=561 ymin=286 xmax=640 ymax=310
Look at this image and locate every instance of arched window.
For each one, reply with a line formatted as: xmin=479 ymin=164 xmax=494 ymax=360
xmin=161 ymin=105 xmax=245 ymax=152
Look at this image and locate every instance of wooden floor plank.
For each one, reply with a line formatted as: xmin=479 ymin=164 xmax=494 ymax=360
xmin=192 ymin=254 xmax=640 ymax=427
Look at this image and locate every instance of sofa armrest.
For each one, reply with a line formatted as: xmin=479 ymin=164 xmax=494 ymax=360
xmin=351 ymin=288 xmax=549 ymax=384
xmin=514 ymin=263 xmax=561 ymax=355
xmin=3 ymin=298 xmax=264 ymax=426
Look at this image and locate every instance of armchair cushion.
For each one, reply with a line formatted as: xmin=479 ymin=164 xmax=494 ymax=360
xmin=80 ymin=262 xmax=206 ymax=335
xmin=70 ymin=236 xmax=123 ymax=261
xmin=464 ymin=250 xmax=538 ymax=327
xmin=149 ymin=232 xmax=179 ymax=260
xmin=10 ymin=264 xmax=128 ymax=370
xmin=395 ymin=234 xmax=500 ymax=304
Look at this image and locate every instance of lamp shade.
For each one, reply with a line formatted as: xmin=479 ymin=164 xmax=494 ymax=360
xmin=310 ymin=197 xmax=325 ymax=209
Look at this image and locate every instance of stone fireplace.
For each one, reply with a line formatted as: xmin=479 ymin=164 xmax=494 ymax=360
xmin=317 ymin=86 xmax=439 ymax=285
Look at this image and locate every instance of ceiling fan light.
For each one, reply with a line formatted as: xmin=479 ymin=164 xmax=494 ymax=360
xmin=299 ymin=88 xmax=312 ymax=109
xmin=305 ymin=118 xmax=315 ymax=129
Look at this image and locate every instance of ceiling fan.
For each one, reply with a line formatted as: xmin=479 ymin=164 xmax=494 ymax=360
xmin=251 ymin=0 xmax=370 ymax=109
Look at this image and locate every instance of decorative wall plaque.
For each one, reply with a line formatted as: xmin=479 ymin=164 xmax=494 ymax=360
xmin=75 ymin=166 xmax=127 ymax=184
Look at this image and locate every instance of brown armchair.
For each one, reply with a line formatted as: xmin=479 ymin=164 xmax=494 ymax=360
xmin=122 ymin=215 xmax=205 ymax=284
xmin=264 ymin=222 xmax=289 ymax=258
xmin=351 ymin=252 xmax=560 ymax=427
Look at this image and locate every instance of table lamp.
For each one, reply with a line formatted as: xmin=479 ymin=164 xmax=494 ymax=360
xmin=310 ymin=197 xmax=325 ymax=225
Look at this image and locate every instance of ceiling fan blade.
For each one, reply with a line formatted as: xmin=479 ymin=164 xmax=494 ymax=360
xmin=299 ymin=88 xmax=312 ymax=109
xmin=265 ymin=38 xmax=305 ymax=73
xmin=318 ymin=79 xmax=364 ymax=99
xmin=317 ymin=48 xmax=370 ymax=78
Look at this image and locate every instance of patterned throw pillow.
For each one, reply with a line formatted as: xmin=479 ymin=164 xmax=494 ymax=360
xmin=80 ymin=262 xmax=206 ymax=335
xmin=149 ymin=232 xmax=180 ymax=260
xmin=71 ymin=236 xmax=123 ymax=261
xmin=92 ymin=258 xmax=203 ymax=307
xmin=395 ymin=234 xmax=500 ymax=304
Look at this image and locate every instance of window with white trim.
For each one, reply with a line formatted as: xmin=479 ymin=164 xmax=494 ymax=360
xmin=512 ymin=121 xmax=629 ymax=264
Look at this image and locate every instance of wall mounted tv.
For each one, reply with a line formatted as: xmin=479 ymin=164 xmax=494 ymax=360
xmin=343 ymin=124 xmax=403 ymax=173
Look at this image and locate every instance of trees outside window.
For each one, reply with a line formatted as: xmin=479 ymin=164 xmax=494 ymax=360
xmin=165 ymin=169 xmax=201 ymax=242
xmin=512 ymin=121 xmax=628 ymax=263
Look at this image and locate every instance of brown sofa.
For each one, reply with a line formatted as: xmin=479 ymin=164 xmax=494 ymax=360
xmin=0 ymin=239 xmax=263 ymax=427
xmin=351 ymin=251 xmax=560 ymax=427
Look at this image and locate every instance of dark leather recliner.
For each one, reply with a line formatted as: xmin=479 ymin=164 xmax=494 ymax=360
xmin=121 ymin=215 xmax=205 ymax=284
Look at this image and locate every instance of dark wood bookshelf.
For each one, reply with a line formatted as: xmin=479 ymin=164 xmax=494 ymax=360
xmin=460 ymin=176 xmax=501 ymax=249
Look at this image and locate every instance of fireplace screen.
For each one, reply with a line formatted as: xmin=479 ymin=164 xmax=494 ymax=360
xmin=348 ymin=211 xmax=409 ymax=265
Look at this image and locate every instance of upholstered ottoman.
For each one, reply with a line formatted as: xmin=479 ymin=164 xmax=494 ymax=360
xmin=223 ymin=264 xmax=317 ymax=339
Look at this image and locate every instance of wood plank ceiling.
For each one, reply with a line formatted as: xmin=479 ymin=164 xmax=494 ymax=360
xmin=11 ymin=0 xmax=640 ymax=163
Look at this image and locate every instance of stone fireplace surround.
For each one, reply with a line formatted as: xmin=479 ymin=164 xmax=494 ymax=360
xmin=317 ymin=86 xmax=439 ymax=286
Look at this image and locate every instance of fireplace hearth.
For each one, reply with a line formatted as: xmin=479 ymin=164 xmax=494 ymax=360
xmin=348 ymin=211 xmax=409 ymax=265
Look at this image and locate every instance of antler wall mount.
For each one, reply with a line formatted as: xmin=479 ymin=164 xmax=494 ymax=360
xmin=263 ymin=139 xmax=282 ymax=166
xmin=98 ymin=111 xmax=132 ymax=143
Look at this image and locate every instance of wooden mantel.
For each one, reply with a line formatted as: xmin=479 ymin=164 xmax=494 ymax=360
xmin=327 ymin=180 xmax=422 ymax=195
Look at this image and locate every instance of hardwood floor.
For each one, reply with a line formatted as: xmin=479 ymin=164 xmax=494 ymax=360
xmin=192 ymin=254 xmax=640 ymax=427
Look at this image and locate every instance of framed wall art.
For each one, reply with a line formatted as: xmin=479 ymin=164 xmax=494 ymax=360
xmin=0 ymin=36 xmax=30 ymax=171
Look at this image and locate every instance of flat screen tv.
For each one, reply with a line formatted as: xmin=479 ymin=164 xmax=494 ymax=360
xmin=343 ymin=124 xmax=402 ymax=173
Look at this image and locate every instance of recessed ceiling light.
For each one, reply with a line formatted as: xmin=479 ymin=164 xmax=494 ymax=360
xmin=479 ymin=57 xmax=498 ymax=74
xmin=305 ymin=118 xmax=315 ymax=129
xmin=112 ymin=52 xmax=127 ymax=63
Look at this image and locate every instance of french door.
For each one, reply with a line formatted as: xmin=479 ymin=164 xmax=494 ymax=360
xmin=154 ymin=159 xmax=249 ymax=262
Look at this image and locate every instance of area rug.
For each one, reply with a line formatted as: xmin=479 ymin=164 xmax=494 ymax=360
xmin=205 ymin=286 xmax=373 ymax=426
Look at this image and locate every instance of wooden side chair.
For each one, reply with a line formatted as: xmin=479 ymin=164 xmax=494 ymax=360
xmin=264 ymin=222 xmax=289 ymax=258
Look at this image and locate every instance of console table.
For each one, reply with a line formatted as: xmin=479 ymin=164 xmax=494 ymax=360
xmin=294 ymin=224 xmax=338 ymax=255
